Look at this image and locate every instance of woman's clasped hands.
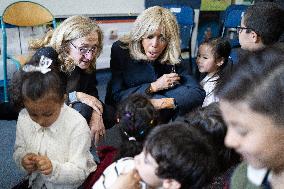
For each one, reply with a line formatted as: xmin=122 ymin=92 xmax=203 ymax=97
xmin=151 ymin=73 xmax=180 ymax=92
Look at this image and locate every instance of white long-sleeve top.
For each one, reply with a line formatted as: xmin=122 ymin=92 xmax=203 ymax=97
xmin=200 ymin=73 xmax=219 ymax=107
xmin=14 ymin=104 xmax=97 ymax=189
xmin=93 ymin=157 xmax=147 ymax=189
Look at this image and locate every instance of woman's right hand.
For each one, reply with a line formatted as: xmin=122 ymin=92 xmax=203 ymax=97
xmin=151 ymin=73 xmax=180 ymax=92
xmin=90 ymin=111 xmax=106 ymax=146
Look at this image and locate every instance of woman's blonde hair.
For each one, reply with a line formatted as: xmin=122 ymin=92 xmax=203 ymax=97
xmin=121 ymin=6 xmax=181 ymax=65
xmin=29 ymin=15 xmax=103 ymax=73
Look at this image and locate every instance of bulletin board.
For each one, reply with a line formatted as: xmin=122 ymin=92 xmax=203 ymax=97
xmin=201 ymin=0 xmax=231 ymax=11
xmin=96 ymin=18 xmax=136 ymax=69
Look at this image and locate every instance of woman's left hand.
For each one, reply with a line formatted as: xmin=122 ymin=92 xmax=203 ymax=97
xmin=90 ymin=111 xmax=106 ymax=146
xmin=150 ymin=98 xmax=175 ymax=109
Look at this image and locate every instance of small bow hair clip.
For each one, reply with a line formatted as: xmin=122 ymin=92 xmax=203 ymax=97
xmin=23 ymin=56 xmax=52 ymax=74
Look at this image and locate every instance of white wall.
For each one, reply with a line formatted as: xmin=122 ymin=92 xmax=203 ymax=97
xmin=0 ymin=0 xmax=144 ymax=17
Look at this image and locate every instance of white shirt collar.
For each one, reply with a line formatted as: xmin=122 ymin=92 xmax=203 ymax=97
xmin=247 ymin=165 xmax=270 ymax=186
xmin=32 ymin=104 xmax=66 ymax=133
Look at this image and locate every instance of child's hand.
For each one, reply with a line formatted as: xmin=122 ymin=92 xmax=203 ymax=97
xmin=33 ymin=155 xmax=53 ymax=175
xmin=22 ymin=153 xmax=38 ymax=173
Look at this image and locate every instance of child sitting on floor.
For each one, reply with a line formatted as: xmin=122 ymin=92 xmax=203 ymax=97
xmin=196 ymin=38 xmax=232 ymax=107
xmin=99 ymin=122 xmax=218 ymax=189
xmin=218 ymin=45 xmax=284 ymax=188
xmin=87 ymin=94 xmax=158 ymax=189
xmin=182 ymin=102 xmax=240 ymax=188
xmin=11 ymin=47 xmax=96 ymax=189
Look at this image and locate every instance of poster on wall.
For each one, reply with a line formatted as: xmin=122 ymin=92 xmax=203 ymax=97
xmin=96 ymin=19 xmax=135 ymax=69
xmin=201 ymin=0 xmax=231 ymax=11
xmin=234 ymin=0 xmax=253 ymax=5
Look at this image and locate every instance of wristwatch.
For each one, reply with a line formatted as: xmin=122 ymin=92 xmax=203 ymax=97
xmin=69 ymin=91 xmax=78 ymax=104
xmin=173 ymin=99 xmax=178 ymax=110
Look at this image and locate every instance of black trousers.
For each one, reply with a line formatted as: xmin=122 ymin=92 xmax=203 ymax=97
xmin=0 ymin=102 xmax=18 ymax=120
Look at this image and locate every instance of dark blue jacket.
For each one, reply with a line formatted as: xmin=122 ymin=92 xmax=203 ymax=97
xmin=105 ymin=41 xmax=205 ymax=115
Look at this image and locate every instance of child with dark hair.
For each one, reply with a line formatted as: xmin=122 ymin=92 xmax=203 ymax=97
xmin=182 ymin=102 xmax=240 ymax=188
xmin=94 ymin=122 xmax=218 ymax=189
xmin=238 ymin=2 xmax=284 ymax=51
xmin=217 ymin=45 xmax=284 ymax=188
xmin=11 ymin=47 xmax=96 ymax=188
xmin=115 ymin=94 xmax=158 ymax=159
xmin=133 ymin=122 xmax=218 ymax=189
xmin=91 ymin=94 xmax=158 ymax=189
xmin=196 ymin=37 xmax=232 ymax=106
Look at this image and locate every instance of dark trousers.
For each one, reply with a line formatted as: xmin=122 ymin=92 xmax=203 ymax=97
xmin=0 ymin=102 xmax=18 ymax=120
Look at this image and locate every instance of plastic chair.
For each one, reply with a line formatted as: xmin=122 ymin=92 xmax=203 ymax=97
xmin=163 ymin=4 xmax=195 ymax=54
xmin=221 ymin=5 xmax=249 ymax=48
xmin=1 ymin=1 xmax=56 ymax=102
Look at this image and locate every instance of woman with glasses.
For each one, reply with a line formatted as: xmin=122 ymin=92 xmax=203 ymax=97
xmin=105 ymin=6 xmax=205 ymax=121
xmin=30 ymin=16 xmax=115 ymax=144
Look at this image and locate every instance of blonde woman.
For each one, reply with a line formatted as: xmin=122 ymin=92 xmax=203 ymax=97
xmin=30 ymin=16 xmax=115 ymax=144
xmin=105 ymin=6 xmax=205 ymax=120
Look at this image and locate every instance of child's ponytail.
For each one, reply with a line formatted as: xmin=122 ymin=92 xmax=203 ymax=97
xmin=115 ymin=94 xmax=158 ymax=160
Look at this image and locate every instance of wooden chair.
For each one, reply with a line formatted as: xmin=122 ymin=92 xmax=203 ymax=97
xmin=1 ymin=1 xmax=56 ymax=102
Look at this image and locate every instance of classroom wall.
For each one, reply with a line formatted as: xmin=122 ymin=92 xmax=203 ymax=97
xmin=0 ymin=0 xmax=145 ymax=17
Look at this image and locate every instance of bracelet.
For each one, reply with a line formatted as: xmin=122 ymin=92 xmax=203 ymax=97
xmin=69 ymin=91 xmax=78 ymax=104
xmin=145 ymin=84 xmax=153 ymax=95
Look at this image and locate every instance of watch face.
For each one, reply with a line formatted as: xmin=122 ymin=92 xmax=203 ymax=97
xmin=69 ymin=91 xmax=78 ymax=104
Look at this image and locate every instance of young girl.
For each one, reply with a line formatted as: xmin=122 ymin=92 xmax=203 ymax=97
xmin=218 ymin=45 xmax=284 ymax=188
xmin=11 ymin=47 xmax=97 ymax=189
xmin=196 ymin=37 xmax=232 ymax=107
xmin=90 ymin=94 xmax=158 ymax=189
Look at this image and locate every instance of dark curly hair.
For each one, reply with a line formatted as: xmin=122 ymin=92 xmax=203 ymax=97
xmin=183 ymin=102 xmax=240 ymax=174
xmin=144 ymin=123 xmax=218 ymax=189
xmin=115 ymin=94 xmax=158 ymax=159
xmin=9 ymin=47 xmax=66 ymax=110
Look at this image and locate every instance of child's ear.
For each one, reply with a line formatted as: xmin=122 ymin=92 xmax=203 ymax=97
xmin=251 ymin=31 xmax=259 ymax=43
xmin=64 ymin=94 xmax=67 ymax=101
xmin=217 ymin=58 xmax=224 ymax=67
xmin=162 ymin=179 xmax=181 ymax=189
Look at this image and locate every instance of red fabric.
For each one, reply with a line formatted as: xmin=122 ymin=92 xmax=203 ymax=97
xmin=83 ymin=146 xmax=118 ymax=189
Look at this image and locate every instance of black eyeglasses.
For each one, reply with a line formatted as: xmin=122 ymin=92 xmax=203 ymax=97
xmin=70 ymin=42 xmax=98 ymax=55
xmin=235 ymin=26 xmax=253 ymax=33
